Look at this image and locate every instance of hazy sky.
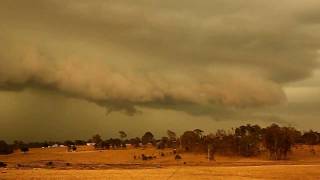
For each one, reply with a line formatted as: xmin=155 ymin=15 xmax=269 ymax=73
xmin=1 ymin=0 xmax=320 ymax=142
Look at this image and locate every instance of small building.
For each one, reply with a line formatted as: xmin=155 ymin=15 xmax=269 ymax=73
xmin=52 ymin=144 xmax=59 ymax=148
xmin=86 ymin=143 xmax=96 ymax=146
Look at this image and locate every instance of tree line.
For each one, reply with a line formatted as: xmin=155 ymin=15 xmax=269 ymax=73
xmin=1 ymin=124 xmax=320 ymax=160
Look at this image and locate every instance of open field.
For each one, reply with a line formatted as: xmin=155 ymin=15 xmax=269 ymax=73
xmin=1 ymin=145 xmax=320 ymax=179
xmin=2 ymin=165 xmax=320 ymax=180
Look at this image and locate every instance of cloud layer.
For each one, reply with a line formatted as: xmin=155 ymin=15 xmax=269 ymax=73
xmin=1 ymin=0 xmax=320 ymax=116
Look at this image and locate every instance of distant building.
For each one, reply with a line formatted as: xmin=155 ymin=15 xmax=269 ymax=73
xmin=52 ymin=144 xmax=59 ymax=148
xmin=86 ymin=143 xmax=96 ymax=146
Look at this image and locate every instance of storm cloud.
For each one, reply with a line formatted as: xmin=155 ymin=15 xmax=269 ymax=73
xmin=0 ymin=0 xmax=320 ymax=116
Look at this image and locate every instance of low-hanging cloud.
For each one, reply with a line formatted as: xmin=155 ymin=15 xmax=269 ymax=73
xmin=0 ymin=0 xmax=319 ymax=116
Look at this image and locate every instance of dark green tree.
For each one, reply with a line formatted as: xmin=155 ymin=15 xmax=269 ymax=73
xmin=142 ymin=132 xmax=154 ymax=145
xmin=0 ymin=140 xmax=13 ymax=155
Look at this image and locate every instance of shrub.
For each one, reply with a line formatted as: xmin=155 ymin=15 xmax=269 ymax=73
xmin=0 ymin=161 xmax=7 ymax=168
xmin=0 ymin=141 xmax=13 ymax=155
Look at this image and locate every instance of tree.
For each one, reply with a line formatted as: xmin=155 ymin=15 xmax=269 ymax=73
xmin=193 ymin=129 xmax=204 ymax=138
xmin=204 ymin=130 xmax=237 ymax=156
xmin=167 ymin=130 xmax=177 ymax=148
xmin=119 ymin=131 xmax=127 ymax=141
xmin=64 ymin=140 xmax=75 ymax=146
xmin=302 ymin=130 xmax=320 ymax=154
xmin=13 ymin=140 xmax=24 ymax=150
xmin=263 ymin=124 xmax=295 ymax=160
xmin=91 ymin=134 xmax=103 ymax=144
xmin=107 ymin=138 xmax=122 ymax=149
xmin=129 ymin=137 xmax=141 ymax=148
xmin=204 ymin=133 xmax=218 ymax=160
xmin=20 ymin=146 xmax=29 ymax=153
xmin=157 ymin=137 xmax=169 ymax=149
xmin=167 ymin=130 xmax=177 ymax=141
xmin=74 ymin=140 xmax=86 ymax=146
xmin=302 ymin=130 xmax=320 ymax=145
xmin=13 ymin=140 xmax=29 ymax=153
xmin=215 ymin=129 xmax=227 ymax=140
xmin=180 ymin=131 xmax=201 ymax=151
xmin=0 ymin=140 xmax=13 ymax=155
xmin=142 ymin=132 xmax=154 ymax=145
xmin=235 ymin=124 xmax=262 ymax=157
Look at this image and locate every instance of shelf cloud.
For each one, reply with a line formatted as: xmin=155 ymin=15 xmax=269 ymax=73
xmin=0 ymin=0 xmax=319 ymax=116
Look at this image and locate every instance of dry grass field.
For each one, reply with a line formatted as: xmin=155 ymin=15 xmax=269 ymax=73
xmin=2 ymin=165 xmax=320 ymax=180
xmin=1 ymin=145 xmax=320 ymax=179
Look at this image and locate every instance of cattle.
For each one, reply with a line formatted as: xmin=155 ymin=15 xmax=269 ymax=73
xmin=0 ymin=161 xmax=7 ymax=168
xmin=175 ymin=154 xmax=182 ymax=160
xmin=141 ymin=154 xmax=154 ymax=160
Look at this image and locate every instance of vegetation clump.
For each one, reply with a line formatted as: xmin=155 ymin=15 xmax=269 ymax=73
xmin=0 ymin=141 xmax=13 ymax=155
xmin=0 ymin=161 xmax=7 ymax=168
xmin=2 ymin=123 xmax=320 ymax=161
